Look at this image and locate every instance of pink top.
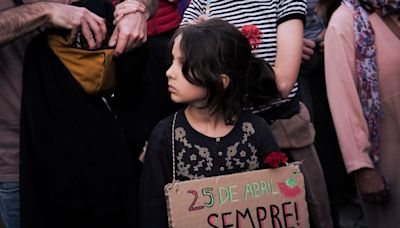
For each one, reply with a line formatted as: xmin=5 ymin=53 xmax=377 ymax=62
xmin=325 ymin=4 xmax=400 ymax=173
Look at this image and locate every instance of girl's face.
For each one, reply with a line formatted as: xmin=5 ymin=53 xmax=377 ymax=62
xmin=166 ymin=35 xmax=207 ymax=106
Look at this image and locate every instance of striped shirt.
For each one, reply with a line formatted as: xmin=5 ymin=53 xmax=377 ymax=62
xmin=181 ymin=0 xmax=306 ymax=114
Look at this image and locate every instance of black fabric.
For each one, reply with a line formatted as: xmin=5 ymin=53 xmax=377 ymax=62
xmin=257 ymin=96 xmax=300 ymax=124
xmin=72 ymin=0 xmax=114 ymax=21
xmin=12 ymin=0 xmax=23 ymax=5
xmin=111 ymin=33 xmax=183 ymax=157
xmin=20 ymin=32 xmax=141 ymax=228
xmin=298 ymin=51 xmax=347 ymax=227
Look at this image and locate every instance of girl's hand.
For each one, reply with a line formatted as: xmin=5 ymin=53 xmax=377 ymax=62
xmin=353 ymin=168 xmax=390 ymax=204
xmin=113 ymin=0 xmax=146 ymax=25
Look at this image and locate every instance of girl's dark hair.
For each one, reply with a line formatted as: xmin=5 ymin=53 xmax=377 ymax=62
xmin=170 ymin=19 xmax=280 ymax=124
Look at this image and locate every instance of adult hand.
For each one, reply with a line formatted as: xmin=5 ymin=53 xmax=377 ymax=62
xmin=318 ymin=39 xmax=325 ymax=53
xmin=188 ymin=15 xmax=209 ymax=25
xmin=109 ymin=12 xmax=147 ymax=56
xmin=113 ymin=0 xmax=146 ymax=25
xmin=302 ymin=29 xmax=326 ymax=62
xmin=302 ymin=38 xmax=316 ymax=62
xmin=354 ymin=168 xmax=390 ymax=204
xmin=316 ymin=29 xmax=326 ymax=53
xmin=49 ymin=3 xmax=107 ymax=49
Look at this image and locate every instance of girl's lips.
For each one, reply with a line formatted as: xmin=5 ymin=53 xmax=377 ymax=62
xmin=168 ymin=85 xmax=176 ymax=93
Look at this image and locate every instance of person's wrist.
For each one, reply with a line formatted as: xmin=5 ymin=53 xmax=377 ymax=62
xmin=353 ymin=167 xmax=373 ymax=176
xmin=37 ymin=2 xmax=52 ymax=21
xmin=116 ymin=7 xmax=149 ymax=21
xmin=142 ymin=7 xmax=151 ymax=20
xmin=125 ymin=0 xmax=151 ymax=20
xmin=36 ymin=2 xmax=54 ymax=28
xmin=125 ymin=10 xmax=149 ymax=21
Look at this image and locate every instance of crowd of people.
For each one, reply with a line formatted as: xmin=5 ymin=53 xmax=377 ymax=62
xmin=0 ymin=0 xmax=399 ymax=227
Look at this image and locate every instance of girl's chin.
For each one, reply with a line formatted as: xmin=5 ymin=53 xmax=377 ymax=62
xmin=170 ymin=95 xmax=182 ymax=103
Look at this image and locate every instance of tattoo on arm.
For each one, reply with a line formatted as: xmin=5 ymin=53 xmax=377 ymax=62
xmin=0 ymin=2 xmax=50 ymax=46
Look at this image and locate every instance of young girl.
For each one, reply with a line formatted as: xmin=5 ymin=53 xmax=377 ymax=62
xmin=139 ymin=19 xmax=282 ymax=228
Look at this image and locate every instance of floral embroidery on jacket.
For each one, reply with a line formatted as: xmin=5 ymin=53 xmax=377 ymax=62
xmin=175 ymin=121 xmax=261 ymax=179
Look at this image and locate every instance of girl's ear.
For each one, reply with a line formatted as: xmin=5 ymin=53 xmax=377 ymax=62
xmin=220 ymin=74 xmax=231 ymax=89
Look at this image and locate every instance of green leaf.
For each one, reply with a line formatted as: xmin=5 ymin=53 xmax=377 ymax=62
xmin=286 ymin=177 xmax=296 ymax=188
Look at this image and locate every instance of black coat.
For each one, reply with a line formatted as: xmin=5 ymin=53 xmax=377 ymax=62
xmin=20 ymin=32 xmax=141 ymax=228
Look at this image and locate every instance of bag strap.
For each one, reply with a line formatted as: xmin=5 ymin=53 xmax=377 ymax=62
xmin=171 ymin=112 xmax=178 ymax=182
xmin=13 ymin=0 xmax=24 ymax=5
xmin=376 ymin=9 xmax=400 ymax=40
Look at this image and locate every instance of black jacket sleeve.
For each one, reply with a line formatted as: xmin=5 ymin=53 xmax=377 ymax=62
xmin=139 ymin=119 xmax=173 ymax=228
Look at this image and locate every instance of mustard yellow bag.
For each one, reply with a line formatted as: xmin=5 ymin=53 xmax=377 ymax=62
xmin=47 ymin=34 xmax=116 ymax=95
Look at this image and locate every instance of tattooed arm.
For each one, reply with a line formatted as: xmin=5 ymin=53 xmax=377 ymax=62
xmin=0 ymin=2 xmax=107 ymax=49
xmin=0 ymin=3 xmax=49 ymax=46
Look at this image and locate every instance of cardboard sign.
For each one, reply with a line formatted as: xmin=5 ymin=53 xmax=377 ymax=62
xmin=165 ymin=164 xmax=309 ymax=228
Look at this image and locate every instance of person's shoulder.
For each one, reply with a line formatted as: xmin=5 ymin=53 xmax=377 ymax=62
xmin=153 ymin=110 xmax=185 ymax=133
xmin=159 ymin=113 xmax=175 ymax=126
xmin=329 ymin=4 xmax=354 ymax=32
xmin=154 ymin=113 xmax=175 ymax=132
xmin=146 ymin=113 xmax=177 ymax=153
xmin=239 ymin=111 xmax=276 ymax=146
xmin=240 ymin=111 xmax=268 ymax=127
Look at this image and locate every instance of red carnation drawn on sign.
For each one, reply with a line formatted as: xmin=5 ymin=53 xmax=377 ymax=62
xmin=277 ymin=182 xmax=302 ymax=198
xmin=263 ymin=151 xmax=288 ymax=168
xmin=241 ymin=24 xmax=262 ymax=49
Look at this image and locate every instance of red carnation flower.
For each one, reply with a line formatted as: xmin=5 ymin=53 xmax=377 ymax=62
xmin=263 ymin=152 xmax=288 ymax=168
xmin=241 ymin=24 xmax=262 ymax=49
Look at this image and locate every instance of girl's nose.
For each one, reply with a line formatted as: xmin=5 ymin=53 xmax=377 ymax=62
xmin=166 ymin=66 xmax=173 ymax=79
